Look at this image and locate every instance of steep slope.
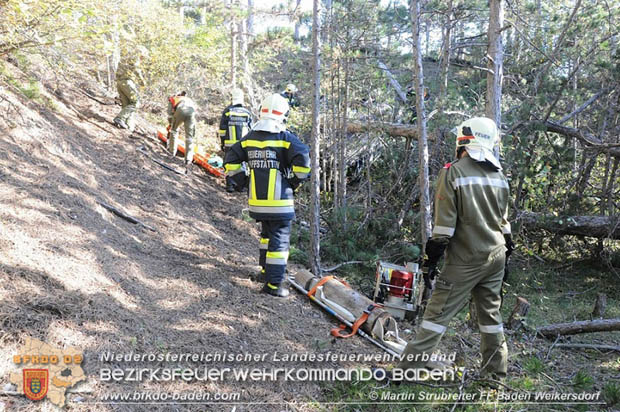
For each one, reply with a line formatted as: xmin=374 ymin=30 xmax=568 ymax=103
xmin=0 ymin=60 xmax=367 ymax=411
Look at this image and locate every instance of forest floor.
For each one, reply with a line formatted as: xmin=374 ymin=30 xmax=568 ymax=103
xmin=0 ymin=58 xmax=618 ymax=412
xmin=0 ymin=58 xmax=368 ymax=412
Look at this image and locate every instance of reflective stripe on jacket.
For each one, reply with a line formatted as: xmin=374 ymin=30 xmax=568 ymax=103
xmin=432 ymin=155 xmax=511 ymax=265
xmin=218 ymin=104 xmax=252 ymax=148
xmin=223 ymin=130 xmax=310 ymax=220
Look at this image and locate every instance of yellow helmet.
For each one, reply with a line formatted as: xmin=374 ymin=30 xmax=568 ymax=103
xmin=231 ymin=88 xmax=244 ymax=105
xmin=455 ymin=117 xmax=501 ymax=169
xmin=285 ymin=83 xmax=298 ymax=94
xmin=254 ymin=93 xmax=290 ymax=133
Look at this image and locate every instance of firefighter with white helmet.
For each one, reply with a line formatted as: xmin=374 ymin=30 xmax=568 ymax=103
xmin=395 ymin=117 xmax=513 ymax=380
xmin=224 ymin=93 xmax=310 ymax=297
xmin=280 ymin=83 xmax=300 ymax=108
xmin=218 ymin=88 xmax=253 ymax=191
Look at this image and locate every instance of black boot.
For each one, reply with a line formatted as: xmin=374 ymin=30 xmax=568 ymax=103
xmin=113 ymin=118 xmax=128 ymax=129
xmin=226 ymin=183 xmax=235 ymax=192
xmin=262 ymin=282 xmax=289 ymax=298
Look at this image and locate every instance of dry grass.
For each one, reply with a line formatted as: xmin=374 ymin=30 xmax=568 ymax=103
xmin=0 ymin=59 xmax=366 ymax=411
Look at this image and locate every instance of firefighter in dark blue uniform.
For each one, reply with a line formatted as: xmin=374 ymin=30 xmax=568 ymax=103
xmin=218 ymin=88 xmax=253 ymax=192
xmin=280 ymin=83 xmax=300 ymax=108
xmin=224 ymin=93 xmax=310 ymax=297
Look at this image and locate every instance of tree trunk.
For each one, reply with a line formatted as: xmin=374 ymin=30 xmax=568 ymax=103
xmin=410 ymin=0 xmax=432 ymax=244
xmin=519 ymin=211 xmax=620 ymax=239
xmin=309 ymin=0 xmax=322 ymax=276
xmin=230 ymin=0 xmax=238 ymax=88
xmin=321 ymin=0 xmax=332 ymax=44
xmin=438 ymin=0 xmax=453 ymax=112
xmin=339 ymin=57 xmax=349 ymax=215
xmin=486 ymin=0 xmax=503 ymax=159
xmin=293 ymin=0 xmax=302 ymax=41
xmin=238 ymin=1 xmax=250 ymax=92
xmin=538 ymin=319 xmax=620 ymax=339
xmin=244 ymin=0 xmax=256 ymax=106
xmin=346 ymin=121 xmax=421 ymax=139
xmin=592 ymin=293 xmax=607 ymax=319
xmin=467 ymin=298 xmax=478 ymax=328
xmin=508 ymin=297 xmax=530 ymax=330
xmin=377 ymin=61 xmax=407 ymax=103
xmin=424 ymin=16 xmax=430 ymax=56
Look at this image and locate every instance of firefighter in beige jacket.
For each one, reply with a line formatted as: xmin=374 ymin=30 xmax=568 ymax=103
xmin=398 ymin=117 xmax=513 ymax=379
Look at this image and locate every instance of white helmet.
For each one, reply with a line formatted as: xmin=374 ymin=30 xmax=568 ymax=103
xmin=285 ymin=83 xmax=298 ymax=94
xmin=137 ymin=45 xmax=149 ymax=58
xmin=231 ymin=88 xmax=244 ymax=105
xmin=254 ymin=93 xmax=290 ymax=133
xmin=454 ymin=117 xmax=501 ymax=169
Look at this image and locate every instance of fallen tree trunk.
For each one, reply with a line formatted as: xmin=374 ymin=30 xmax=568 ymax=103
xmin=554 ymin=343 xmax=620 ymax=352
xmin=347 ymin=121 xmax=420 ymax=139
xmin=542 ymin=121 xmax=620 ymax=158
xmin=519 ymin=211 xmax=620 ymax=239
xmin=538 ymin=318 xmax=620 ymax=339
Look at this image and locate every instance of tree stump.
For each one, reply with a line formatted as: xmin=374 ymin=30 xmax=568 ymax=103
xmin=592 ymin=293 xmax=607 ymax=318
xmin=467 ymin=297 xmax=478 ymax=328
xmin=508 ymin=297 xmax=530 ymax=330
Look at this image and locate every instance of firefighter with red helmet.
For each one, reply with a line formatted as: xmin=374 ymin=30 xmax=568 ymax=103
xmin=167 ymin=91 xmax=197 ymax=174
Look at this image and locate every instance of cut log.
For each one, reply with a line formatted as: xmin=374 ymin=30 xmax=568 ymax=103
xmin=538 ymin=318 xmax=620 ymax=339
xmin=508 ymin=297 xmax=530 ymax=330
xmin=554 ymin=343 xmax=620 ymax=352
xmin=592 ymin=293 xmax=607 ymax=319
xmin=293 ymin=268 xmax=405 ymax=350
xmin=519 ymin=211 xmax=620 ymax=239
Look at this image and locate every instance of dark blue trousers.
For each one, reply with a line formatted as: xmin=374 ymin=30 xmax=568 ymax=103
xmin=258 ymin=220 xmax=291 ymax=284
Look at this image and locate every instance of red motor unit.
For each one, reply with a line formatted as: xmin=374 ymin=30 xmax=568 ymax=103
xmin=389 ymin=270 xmax=413 ymax=298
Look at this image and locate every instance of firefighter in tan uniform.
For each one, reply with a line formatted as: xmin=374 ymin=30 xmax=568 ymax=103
xmin=113 ymin=46 xmax=148 ymax=132
xmin=398 ymin=117 xmax=514 ymax=380
xmin=167 ymin=91 xmax=197 ymax=174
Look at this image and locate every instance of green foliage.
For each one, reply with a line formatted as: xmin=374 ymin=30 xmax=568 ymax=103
xmin=572 ymin=370 xmax=594 ymax=390
xmin=603 ymin=382 xmax=620 ymax=407
xmin=523 ymin=356 xmax=545 ymax=375
xmin=19 ymin=79 xmax=41 ymax=100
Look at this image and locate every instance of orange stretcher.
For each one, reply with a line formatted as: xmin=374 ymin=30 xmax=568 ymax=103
xmin=156 ymin=130 xmax=225 ymax=178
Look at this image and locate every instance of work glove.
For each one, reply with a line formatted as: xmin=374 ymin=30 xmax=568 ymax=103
xmin=422 ymin=238 xmax=447 ymax=291
xmin=288 ymin=176 xmax=302 ymax=192
xmin=424 ymin=238 xmax=447 ymax=267
xmin=503 ymin=234 xmax=515 ymax=283
xmin=504 ymin=234 xmax=515 ymax=260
